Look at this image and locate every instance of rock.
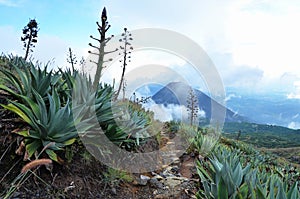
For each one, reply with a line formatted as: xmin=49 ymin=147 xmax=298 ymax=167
xmin=111 ymin=187 xmax=117 ymax=195
xmin=161 ymin=166 xmax=176 ymax=177
xmin=291 ymin=156 xmax=300 ymax=163
xmin=152 ymin=174 xmax=164 ymax=180
xmin=170 ymin=165 xmax=180 ymax=173
xmin=179 ymin=156 xmax=196 ymax=178
xmin=163 ymin=177 xmax=184 ymax=189
xmin=154 ymin=194 xmax=169 ymax=199
xmin=149 ymin=178 xmax=164 ymax=189
xmin=135 ymin=174 xmax=150 ymax=186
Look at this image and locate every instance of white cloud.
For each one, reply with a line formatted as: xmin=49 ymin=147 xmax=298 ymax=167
xmin=0 ymin=0 xmax=23 ymax=7
xmin=0 ymin=26 xmax=23 ymax=55
xmin=101 ymin=0 xmax=300 ymax=94
xmin=288 ymin=122 xmax=300 ymax=130
xmin=226 ymin=1 xmax=300 ymax=78
xmin=292 ymin=114 xmax=299 ymax=119
xmin=225 ymin=93 xmax=241 ymax=102
xmin=142 ymin=98 xmax=205 ymax=123
xmin=287 ymin=80 xmax=300 ymax=99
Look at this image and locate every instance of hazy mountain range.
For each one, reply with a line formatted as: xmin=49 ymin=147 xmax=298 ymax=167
xmin=136 ymin=82 xmax=300 ymax=129
xmin=225 ymin=89 xmax=300 ymax=129
xmin=151 ymin=82 xmax=246 ymax=123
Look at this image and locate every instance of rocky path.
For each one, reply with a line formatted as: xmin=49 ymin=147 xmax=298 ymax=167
xmin=128 ymin=130 xmax=199 ymax=199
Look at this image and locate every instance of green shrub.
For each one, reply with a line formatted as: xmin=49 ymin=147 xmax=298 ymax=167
xmin=178 ymin=124 xmax=219 ymax=156
xmin=1 ymin=89 xmax=94 ymax=162
xmin=196 ymin=146 xmax=300 ymax=199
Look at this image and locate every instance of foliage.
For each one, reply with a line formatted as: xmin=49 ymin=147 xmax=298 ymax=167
xmin=1 ymin=89 xmax=94 ymax=162
xmin=196 ymin=146 xmax=250 ymax=199
xmin=0 ymin=60 xmax=60 ymax=99
xmin=103 ymin=167 xmax=133 ymax=186
xmin=196 ymin=142 xmax=300 ymax=199
xmin=90 ymin=100 xmax=152 ymax=150
xmin=70 ymin=75 xmax=153 ymax=150
xmin=166 ymin=120 xmax=181 ymax=133
xmin=223 ymin=122 xmax=300 ymax=148
xmin=177 ymin=124 xmax=220 ymax=156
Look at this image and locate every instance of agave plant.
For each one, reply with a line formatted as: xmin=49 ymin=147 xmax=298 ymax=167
xmin=178 ymin=124 xmax=219 ymax=156
xmin=245 ymin=168 xmax=300 ymax=199
xmin=96 ymin=100 xmax=151 ymax=149
xmin=196 ymin=145 xmax=300 ymax=199
xmin=1 ymin=88 xmax=94 ymax=162
xmin=0 ymin=61 xmax=59 ymax=99
xmin=196 ymin=147 xmax=251 ymax=199
xmin=71 ymin=75 xmax=150 ymax=150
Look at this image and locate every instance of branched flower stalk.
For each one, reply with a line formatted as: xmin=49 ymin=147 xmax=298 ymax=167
xmin=187 ymin=88 xmax=199 ymax=125
xmin=89 ymin=7 xmax=118 ymax=90
xmin=21 ymin=19 xmax=39 ymax=61
xmin=67 ymin=47 xmax=77 ymax=72
xmin=79 ymin=56 xmax=86 ymax=74
xmin=114 ymin=28 xmax=133 ymax=100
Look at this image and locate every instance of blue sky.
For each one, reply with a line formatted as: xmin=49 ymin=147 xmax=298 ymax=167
xmin=1 ymin=0 xmax=300 ymax=98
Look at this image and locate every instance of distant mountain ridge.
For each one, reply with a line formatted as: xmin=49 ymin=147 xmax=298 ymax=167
xmin=152 ymin=82 xmax=247 ymax=123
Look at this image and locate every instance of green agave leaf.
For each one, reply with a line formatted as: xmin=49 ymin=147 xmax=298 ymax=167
xmin=242 ymin=164 xmax=251 ymax=175
xmin=25 ymin=139 xmax=42 ymax=158
xmin=27 ymin=130 xmax=41 ymax=139
xmin=287 ymin=181 xmax=299 ymax=199
xmin=248 ymin=181 xmax=256 ymax=199
xmin=256 ymin=186 xmax=267 ymax=199
xmin=62 ymin=138 xmax=77 ymax=146
xmin=218 ymin=177 xmax=228 ymax=199
xmin=15 ymin=130 xmax=31 ymax=137
xmin=32 ymin=89 xmax=48 ymax=123
xmin=274 ymin=168 xmax=284 ymax=178
xmin=15 ymin=130 xmax=40 ymax=139
xmin=53 ymin=132 xmax=78 ymax=143
xmin=232 ymin=162 xmax=243 ymax=187
xmin=19 ymin=95 xmax=41 ymax=119
xmin=210 ymin=157 xmax=223 ymax=173
xmin=1 ymin=103 xmax=31 ymax=124
xmin=74 ymin=119 xmax=96 ymax=133
xmin=276 ymin=181 xmax=287 ymax=199
xmin=268 ymin=175 xmax=276 ymax=199
xmin=45 ymin=149 xmax=59 ymax=162
xmin=36 ymin=70 xmax=52 ymax=96
xmin=0 ymin=84 xmax=21 ymax=98
xmin=47 ymin=106 xmax=75 ymax=137
xmin=0 ymin=68 xmax=24 ymax=94
xmin=237 ymin=183 xmax=249 ymax=199
xmin=15 ymin=65 xmax=31 ymax=96
xmin=195 ymin=190 xmax=209 ymax=199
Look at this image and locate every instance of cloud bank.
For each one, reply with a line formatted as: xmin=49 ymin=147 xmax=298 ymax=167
xmin=142 ymin=98 xmax=205 ymax=123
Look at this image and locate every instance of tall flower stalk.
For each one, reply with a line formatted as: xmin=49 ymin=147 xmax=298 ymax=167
xmin=88 ymin=7 xmax=117 ymax=90
xmin=115 ymin=28 xmax=133 ymax=100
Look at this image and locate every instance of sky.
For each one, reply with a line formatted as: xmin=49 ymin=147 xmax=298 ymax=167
xmin=1 ymin=0 xmax=300 ymax=98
